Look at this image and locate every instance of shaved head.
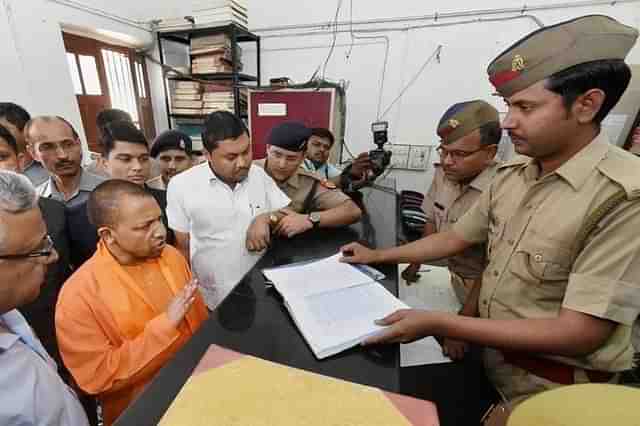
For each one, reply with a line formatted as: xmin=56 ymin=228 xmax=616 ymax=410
xmin=88 ymin=179 xmax=154 ymax=228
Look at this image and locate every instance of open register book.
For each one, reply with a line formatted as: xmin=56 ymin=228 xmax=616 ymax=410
xmin=262 ymin=253 xmax=408 ymax=359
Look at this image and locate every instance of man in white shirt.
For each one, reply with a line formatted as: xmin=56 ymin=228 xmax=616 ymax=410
xmin=167 ymin=111 xmax=290 ymax=309
xmin=0 ymin=170 xmax=89 ymax=426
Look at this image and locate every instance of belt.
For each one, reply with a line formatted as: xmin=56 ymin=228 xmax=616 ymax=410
xmin=502 ymin=351 xmax=615 ymax=385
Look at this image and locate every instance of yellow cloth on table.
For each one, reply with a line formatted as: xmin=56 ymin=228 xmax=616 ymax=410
xmin=159 ymin=356 xmax=412 ymax=426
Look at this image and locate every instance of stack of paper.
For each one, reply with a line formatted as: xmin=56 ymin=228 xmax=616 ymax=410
xmin=199 ymin=81 xmax=245 ymax=113
xmin=170 ymin=81 xmax=203 ymax=115
xmin=262 ymin=254 xmax=409 ymax=359
xmin=190 ymin=34 xmax=242 ymax=75
xmin=156 ymin=0 xmax=249 ymax=30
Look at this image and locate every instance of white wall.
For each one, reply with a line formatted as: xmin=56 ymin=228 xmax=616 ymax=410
xmin=0 ymin=0 xmax=154 ymax=154
xmin=1 ymin=0 xmax=639 ymax=190
xmin=242 ymin=0 xmax=640 ymax=191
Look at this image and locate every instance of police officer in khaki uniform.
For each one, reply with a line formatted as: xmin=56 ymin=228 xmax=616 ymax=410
xmin=254 ymin=121 xmax=362 ymax=238
xmin=403 ymin=101 xmax=501 ymax=298
xmin=340 ymin=14 xmax=640 ymax=418
xmin=402 ymin=101 xmax=501 ymax=360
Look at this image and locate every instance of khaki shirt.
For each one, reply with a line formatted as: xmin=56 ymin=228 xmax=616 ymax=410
xmin=454 ymin=132 xmax=640 ymax=374
xmin=254 ymin=159 xmax=350 ymax=213
xmin=422 ymin=164 xmax=497 ymax=282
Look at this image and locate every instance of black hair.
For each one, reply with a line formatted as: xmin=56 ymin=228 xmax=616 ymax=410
xmin=202 ymin=111 xmax=248 ymax=152
xmin=479 ymin=122 xmax=502 ymax=146
xmin=0 ymin=124 xmax=18 ymax=154
xmin=310 ymin=128 xmax=335 ymax=146
xmin=102 ymin=120 xmax=148 ymax=157
xmin=0 ymin=103 xmax=31 ymax=131
xmin=96 ymin=109 xmax=133 ymax=143
xmin=545 ymin=59 xmax=631 ymax=125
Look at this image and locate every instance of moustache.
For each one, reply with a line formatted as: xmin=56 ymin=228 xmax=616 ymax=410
xmin=54 ymin=160 xmax=75 ymax=168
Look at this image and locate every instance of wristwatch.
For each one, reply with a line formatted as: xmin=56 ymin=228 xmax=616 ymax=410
xmin=308 ymin=212 xmax=321 ymax=229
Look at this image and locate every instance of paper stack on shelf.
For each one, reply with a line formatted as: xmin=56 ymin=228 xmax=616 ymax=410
xmin=171 ymin=81 xmax=203 ymax=115
xmin=190 ymin=34 xmax=242 ymax=75
xmin=155 ymin=0 xmax=249 ymax=31
xmin=200 ymin=81 xmax=243 ymax=113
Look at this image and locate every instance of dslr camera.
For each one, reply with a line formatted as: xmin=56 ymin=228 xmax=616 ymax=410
xmin=369 ymin=121 xmax=392 ymax=174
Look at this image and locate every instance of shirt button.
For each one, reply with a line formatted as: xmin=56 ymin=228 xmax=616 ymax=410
xmin=482 ymin=299 xmax=488 ymax=305
xmin=508 ymin=239 xmax=515 ymax=246
xmin=493 ymin=270 xmax=499 ymax=277
xmin=450 ymin=218 xmax=457 ymax=223
xmin=534 ymin=254 xmax=543 ymax=262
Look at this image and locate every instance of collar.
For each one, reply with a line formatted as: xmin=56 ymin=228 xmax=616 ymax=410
xmin=260 ymin=158 xmax=300 ymax=189
xmin=468 ymin=162 xmax=498 ymax=192
xmin=42 ymin=169 xmax=96 ymax=197
xmin=304 ymin=158 xmax=326 ymax=171
xmin=206 ymin=162 xmax=249 ymax=189
xmin=0 ymin=317 xmax=19 ymax=352
xmin=553 ymin=132 xmax=609 ymax=191
xmin=518 ymin=132 xmax=610 ymax=190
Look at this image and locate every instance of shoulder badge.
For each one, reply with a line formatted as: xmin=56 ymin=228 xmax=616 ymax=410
xmin=511 ymin=54 xmax=526 ymax=72
xmin=448 ymin=119 xmax=460 ymax=129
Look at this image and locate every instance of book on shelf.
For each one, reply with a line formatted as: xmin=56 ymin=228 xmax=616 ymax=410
xmin=171 ymin=108 xmax=204 ymax=115
xmin=192 ymin=65 xmax=234 ymax=74
xmin=172 ymin=93 xmax=202 ymax=101
xmin=173 ymin=88 xmax=201 ymax=95
xmin=174 ymin=81 xmax=201 ymax=90
xmin=172 ymin=100 xmax=204 ymax=109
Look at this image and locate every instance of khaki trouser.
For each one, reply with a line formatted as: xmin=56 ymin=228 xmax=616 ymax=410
xmin=483 ymin=348 xmax=619 ymax=408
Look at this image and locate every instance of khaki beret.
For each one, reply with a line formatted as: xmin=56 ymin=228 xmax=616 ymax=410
xmin=488 ymin=15 xmax=638 ymax=97
xmin=507 ymin=384 xmax=640 ymax=426
xmin=437 ymin=100 xmax=499 ymax=144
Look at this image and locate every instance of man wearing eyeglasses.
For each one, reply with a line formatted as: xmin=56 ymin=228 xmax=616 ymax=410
xmin=254 ymin=122 xmax=362 ymax=238
xmin=26 ymin=116 xmax=106 ymax=266
xmin=25 ymin=116 xmax=106 ymax=207
xmin=0 ymin=170 xmax=89 ymax=426
xmin=401 ymin=100 xmax=501 ymax=359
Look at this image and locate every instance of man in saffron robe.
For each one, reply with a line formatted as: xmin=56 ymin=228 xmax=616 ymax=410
xmin=55 ymin=179 xmax=208 ymax=425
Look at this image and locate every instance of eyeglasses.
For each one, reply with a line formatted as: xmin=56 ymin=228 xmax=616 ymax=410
xmin=35 ymin=139 xmax=79 ymax=155
xmin=0 ymin=235 xmax=55 ymax=261
xmin=436 ymin=144 xmax=494 ymax=161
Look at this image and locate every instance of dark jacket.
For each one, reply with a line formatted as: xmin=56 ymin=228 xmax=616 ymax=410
xmin=18 ymin=198 xmax=72 ymax=369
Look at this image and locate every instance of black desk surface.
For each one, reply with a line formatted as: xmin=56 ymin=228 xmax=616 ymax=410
xmin=115 ymin=185 xmax=493 ymax=426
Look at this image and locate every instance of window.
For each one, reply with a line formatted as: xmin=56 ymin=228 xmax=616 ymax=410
xmin=65 ymin=52 xmax=103 ymax=96
xmin=135 ymin=62 xmax=147 ymax=98
xmin=78 ymin=55 xmax=102 ymax=95
xmin=102 ymin=49 xmax=139 ymax=124
xmin=66 ymin=53 xmax=83 ymax=95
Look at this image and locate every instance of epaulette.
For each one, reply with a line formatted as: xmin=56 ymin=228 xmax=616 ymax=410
xmin=597 ymin=146 xmax=640 ymax=200
xmin=497 ymin=155 xmax=530 ymax=170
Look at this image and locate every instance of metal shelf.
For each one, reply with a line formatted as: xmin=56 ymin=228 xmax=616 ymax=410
xmin=158 ymin=23 xmax=258 ymax=43
xmin=168 ymin=73 xmax=258 ymax=83
xmin=157 ymin=23 xmax=261 ymax=129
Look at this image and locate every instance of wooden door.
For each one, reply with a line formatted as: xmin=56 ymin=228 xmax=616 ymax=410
xmin=63 ymin=32 xmax=111 ymax=153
